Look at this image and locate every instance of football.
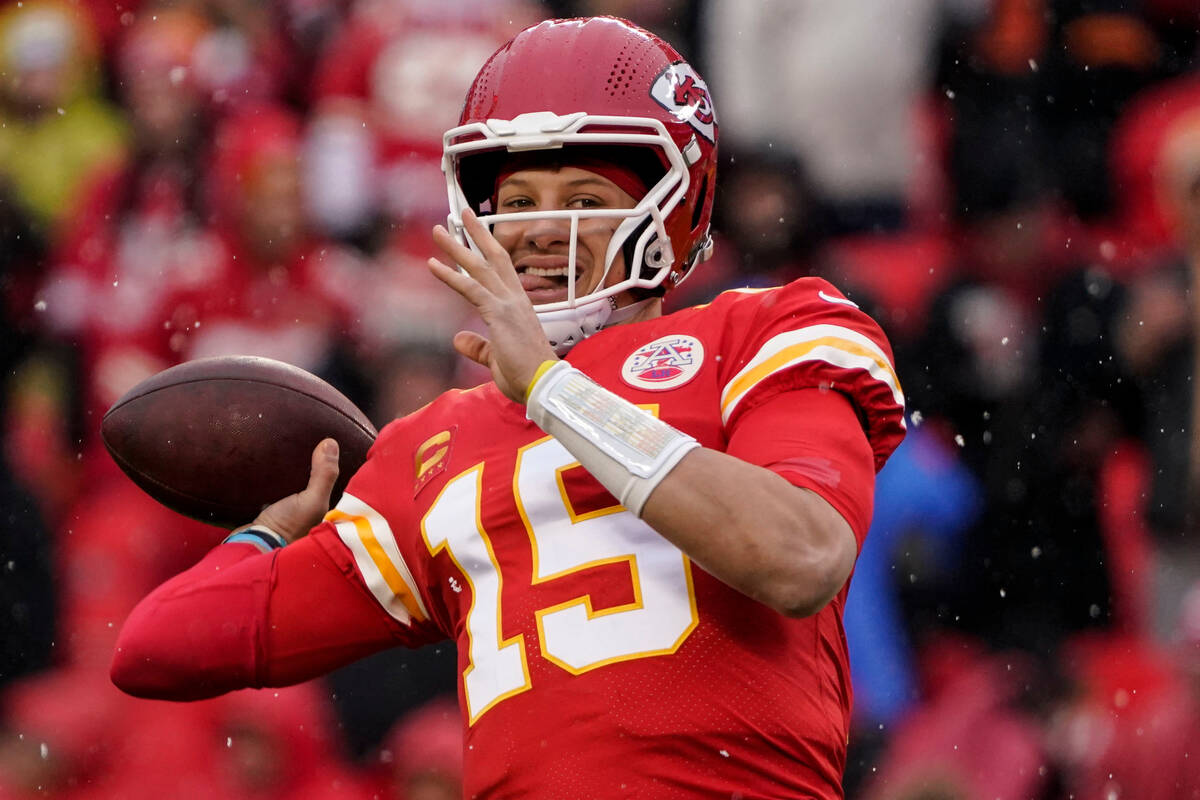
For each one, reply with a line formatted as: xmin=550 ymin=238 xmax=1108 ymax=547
xmin=101 ymin=356 xmax=378 ymax=529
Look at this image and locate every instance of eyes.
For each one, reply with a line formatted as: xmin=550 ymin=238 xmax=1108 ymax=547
xmin=498 ymin=193 xmax=609 ymax=212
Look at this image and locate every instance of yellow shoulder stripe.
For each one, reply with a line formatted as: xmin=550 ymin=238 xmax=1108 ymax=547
xmin=328 ymin=497 xmax=429 ymax=624
xmin=720 ymin=324 xmax=904 ymax=425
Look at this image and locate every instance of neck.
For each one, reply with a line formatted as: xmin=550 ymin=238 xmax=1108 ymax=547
xmin=608 ymin=297 xmax=663 ymax=327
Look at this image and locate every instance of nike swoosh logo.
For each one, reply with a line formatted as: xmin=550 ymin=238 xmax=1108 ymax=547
xmin=818 ymin=290 xmax=859 ymax=308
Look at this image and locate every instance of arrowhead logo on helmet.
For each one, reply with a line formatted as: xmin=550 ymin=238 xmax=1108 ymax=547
xmin=651 ymin=63 xmax=716 ymax=143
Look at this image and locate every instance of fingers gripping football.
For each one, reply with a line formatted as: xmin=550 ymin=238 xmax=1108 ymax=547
xmin=254 ymin=438 xmax=340 ymax=543
xmin=428 ymin=209 xmax=558 ymax=403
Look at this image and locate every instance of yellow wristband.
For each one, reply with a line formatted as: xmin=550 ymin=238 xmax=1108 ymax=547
xmin=524 ymin=359 xmax=561 ymax=405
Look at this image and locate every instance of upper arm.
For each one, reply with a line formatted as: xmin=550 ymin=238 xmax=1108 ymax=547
xmin=726 ymin=387 xmax=876 ymax=550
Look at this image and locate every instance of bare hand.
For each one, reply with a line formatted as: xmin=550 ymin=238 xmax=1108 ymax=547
xmin=253 ymin=438 xmax=339 ymax=543
xmin=427 ymin=208 xmax=559 ymax=403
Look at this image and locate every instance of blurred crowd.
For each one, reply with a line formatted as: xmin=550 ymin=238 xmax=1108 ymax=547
xmin=2 ymin=0 xmax=1200 ymax=797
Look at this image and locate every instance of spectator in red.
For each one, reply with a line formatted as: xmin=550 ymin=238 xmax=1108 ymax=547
xmin=42 ymin=98 xmax=368 ymax=425
xmin=189 ymin=102 xmax=366 ymax=378
xmin=1047 ymin=628 xmax=1192 ymax=799
xmin=309 ymin=0 xmax=544 ymax=229
xmin=0 ymin=668 xmax=371 ymax=799
xmin=272 ymin=0 xmax=354 ymax=96
xmin=371 ymin=695 xmax=461 ymax=800
xmin=0 ymin=666 xmax=219 ymax=799
xmin=858 ymin=639 xmax=1048 ymax=800
xmin=203 ymin=684 xmax=372 ymax=800
xmin=38 ymin=9 xmax=225 ymax=450
xmin=0 ymin=667 xmax=130 ymax=799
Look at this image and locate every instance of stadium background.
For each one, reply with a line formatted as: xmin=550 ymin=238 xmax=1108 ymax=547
xmin=2 ymin=0 xmax=1199 ymax=797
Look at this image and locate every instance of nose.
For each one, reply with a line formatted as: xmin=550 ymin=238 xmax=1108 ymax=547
xmin=521 ymin=214 xmax=572 ymax=250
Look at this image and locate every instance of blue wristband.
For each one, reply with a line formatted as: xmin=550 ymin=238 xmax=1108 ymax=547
xmin=223 ymin=526 xmax=287 ymax=553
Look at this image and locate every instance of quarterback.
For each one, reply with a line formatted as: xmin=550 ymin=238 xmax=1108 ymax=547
xmin=112 ymin=17 xmax=905 ymax=799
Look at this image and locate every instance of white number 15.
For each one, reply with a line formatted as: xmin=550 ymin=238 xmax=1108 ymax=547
xmin=421 ymin=436 xmax=698 ymax=724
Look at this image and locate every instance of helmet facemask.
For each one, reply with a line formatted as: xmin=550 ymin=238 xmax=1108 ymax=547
xmin=442 ymin=112 xmax=695 ymax=353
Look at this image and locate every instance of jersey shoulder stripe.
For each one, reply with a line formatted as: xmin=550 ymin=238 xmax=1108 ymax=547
xmin=720 ymin=322 xmax=905 ymax=425
xmin=327 ymin=492 xmax=429 ymax=625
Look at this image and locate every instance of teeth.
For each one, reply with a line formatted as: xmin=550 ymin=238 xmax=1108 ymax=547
xmin=524 ymin=266 xmax=575 ymax=278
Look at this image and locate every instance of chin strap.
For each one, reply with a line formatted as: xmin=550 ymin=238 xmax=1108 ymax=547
xmin=536 ymin=297 xmax=657 ymax=355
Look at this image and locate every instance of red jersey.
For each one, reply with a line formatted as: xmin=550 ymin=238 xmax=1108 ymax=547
xmin=317 ymin=278 xmax=905 ymax=797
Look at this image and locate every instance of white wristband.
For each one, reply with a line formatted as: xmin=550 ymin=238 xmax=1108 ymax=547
xmin=526 ymin=361 xmax=699 ymax=517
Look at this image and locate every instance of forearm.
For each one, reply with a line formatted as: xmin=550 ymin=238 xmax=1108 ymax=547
xmin=111 ymin=543 xmax=273 ymax=700
xmin=112 ymin=529 xmax=402 ymax=700
xmin=524 ymin=362 xmax=867 ymax=618
xmin=641 ymin=448 xmax=856 ymax=617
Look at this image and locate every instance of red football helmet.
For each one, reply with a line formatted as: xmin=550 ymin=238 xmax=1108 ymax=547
xmin=442 ymin=16 xmax=718 ymax=352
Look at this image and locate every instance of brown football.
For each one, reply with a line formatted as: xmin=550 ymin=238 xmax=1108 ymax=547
xmin=101 ymin=356 xmax=378 ymax=529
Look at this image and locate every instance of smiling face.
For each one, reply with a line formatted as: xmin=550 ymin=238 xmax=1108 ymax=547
xmin=491 ymin=165 xmax=639 ymax=307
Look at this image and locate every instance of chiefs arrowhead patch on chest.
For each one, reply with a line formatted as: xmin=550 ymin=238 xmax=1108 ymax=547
xmin=621 ymin=334 xmax=705 ymax=391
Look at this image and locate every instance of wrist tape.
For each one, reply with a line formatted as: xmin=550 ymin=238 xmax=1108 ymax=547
xmin=223 ymin=524 xmax=287 ymax=552
xmin=525 ymin=361 xmax=699 ymax=517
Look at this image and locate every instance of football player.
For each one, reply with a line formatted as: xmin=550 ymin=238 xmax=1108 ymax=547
xmin=112 ymin=17 xmax=905 ymax=798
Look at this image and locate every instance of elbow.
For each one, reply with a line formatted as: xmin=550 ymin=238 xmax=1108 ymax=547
xmin=110 ymin=607 xmax=235 ymax=701
xmin=110 ymin=620 xmax=172 ymax=699
xmin=771 ymin=583 xmax=842 ymax=619
xmin=763 ymin=535 xmax=856 ymax=620
xmin=110 ymin=610 xmax=195 ymax=700
xmin=110 ymin=659 xmax=159 ymax=700
xmin=763 ymin=493 xmax=859 ymax=618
